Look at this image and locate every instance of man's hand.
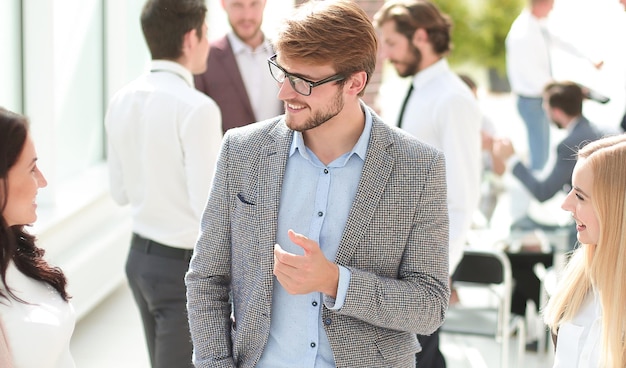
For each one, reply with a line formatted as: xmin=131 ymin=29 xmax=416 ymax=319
xmin=492 ymin=137 xmax=515 ymax=161
xmin=273 ymin=229 xmax=339 ymax=298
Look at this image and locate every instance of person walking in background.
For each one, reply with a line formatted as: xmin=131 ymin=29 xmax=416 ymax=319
xmin=104 ymin=0 xmax=222 ymax=367
xmin=543 ymin=134 xmax=626 ymax=367
xmin=0 ymin=107 xmax=75 ymax=368
xmin=374 ymin=1 xmax=482 ymax=365
xmin=493 ymin=81 xmax=603 ymax=349
xmin=506 ymin=0 xmax=603 ymax=171
xmin=194 ymin=0 xmax=282 ymax=133
xmin=185 ymin=1 xmax=450 ymax=367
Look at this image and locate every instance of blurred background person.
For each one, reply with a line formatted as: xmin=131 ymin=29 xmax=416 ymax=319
xmin=494 ymin=81 xmax=603 ymax=350
xmin=506 ymin=0 xmax=603 ymax=172
xmin=104 ymin=0 xmax=222 ymax=366
xmin=374 ymin=1 xmax=482 ymax=366
xmin=0 ymin=107 xmax=75 ymax=368
xmin=194 ymin=0 xmax=282 ymax=133
xmin=543 ymin=134 xmax=626 ymax=367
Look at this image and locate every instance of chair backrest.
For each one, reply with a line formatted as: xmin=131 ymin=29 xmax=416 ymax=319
xmin=452 ymin=249 xmax=510 ymax=285
xmin=445 ymin=248 xmax=523 ymax=368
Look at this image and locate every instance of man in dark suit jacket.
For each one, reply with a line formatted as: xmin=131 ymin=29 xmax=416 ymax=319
xmin=194 ymin=0 xmax=282 ymax=133
xmin=495 ymin=81 xmax=604 ymax=207
xmin=494 ymin=81 xmax=603 ymax=332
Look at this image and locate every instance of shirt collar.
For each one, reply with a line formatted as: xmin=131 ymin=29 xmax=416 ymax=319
xmin=411 ymin=58 xmax=450 ymax=90
xmin=289 ymin=103 xmax=373 ymax=163
xmin=150 ymin=60 xmax=194 ymax=87
xmin=565 ymin=116 xmax=581 ymax=133
xmin=227 ymin=31 xmax=272 ymax=55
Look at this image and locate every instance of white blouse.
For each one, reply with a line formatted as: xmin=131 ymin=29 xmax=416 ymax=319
xmin=553 ymin=290 xmax=601 ymax=367
xmin=0 ymin=262 xmax=75 ymax=368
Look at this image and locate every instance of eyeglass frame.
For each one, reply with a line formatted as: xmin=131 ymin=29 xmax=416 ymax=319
xmin=267 ymin=54 xmax=346 ymax=96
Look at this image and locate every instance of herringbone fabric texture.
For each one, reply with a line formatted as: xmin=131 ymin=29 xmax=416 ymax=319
xmin=186 ymin=105 xmax=450 ymax=368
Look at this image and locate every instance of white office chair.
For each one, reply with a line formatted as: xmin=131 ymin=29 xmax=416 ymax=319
xmin=442 ymin=248 xmax=526 ymax=368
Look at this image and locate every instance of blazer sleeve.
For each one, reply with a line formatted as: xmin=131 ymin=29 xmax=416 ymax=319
xmin=512 ymin=142 xmax=575 ymax=202
xmin=185 ymin=133 xmax=235 ymax=368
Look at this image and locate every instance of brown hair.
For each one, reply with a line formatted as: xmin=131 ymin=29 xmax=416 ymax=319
xmin=141 ymin=0 xmax=207 ymax=60
xmin=543 ymin=81 xmax=583 ymax=117
xmin=273 ymin=0 xmax=378 ymax=97
xmin=374 ymin=0 xmax=452 ymax=56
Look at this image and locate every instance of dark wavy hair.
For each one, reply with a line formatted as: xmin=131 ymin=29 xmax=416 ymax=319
xmin=0 ymin=107 xmax=70 ymax=303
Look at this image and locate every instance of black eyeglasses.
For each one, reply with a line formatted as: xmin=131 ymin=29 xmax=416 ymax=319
xmin=267 ymin=54 xmax=345 ymax=96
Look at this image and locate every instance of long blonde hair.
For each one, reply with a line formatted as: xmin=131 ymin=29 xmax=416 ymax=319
xmin=543 ymin=134 xmax=626 ymax=366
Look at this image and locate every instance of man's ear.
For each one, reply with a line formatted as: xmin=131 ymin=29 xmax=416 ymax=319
xmin=182 ymin=28 xmax=197 ymax=56
xmin=411 ymin=28 xmax=428 ymax=48
xmin=344 ymin=71 xmax=368 ymax=96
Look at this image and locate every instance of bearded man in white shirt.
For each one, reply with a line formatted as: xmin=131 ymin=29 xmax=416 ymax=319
xmin=375 ymin=1 xmax=482 ymax=366
xmin=104 ymin=0 xmax=222 ymax=367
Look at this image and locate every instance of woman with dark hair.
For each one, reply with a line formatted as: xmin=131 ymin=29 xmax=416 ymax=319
xmin=0 ymin=107 xmax=75 ymax=367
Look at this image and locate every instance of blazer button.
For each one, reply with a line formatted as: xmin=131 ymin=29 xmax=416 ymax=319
xmin=324 ymin=318 xmax=332 ymax=326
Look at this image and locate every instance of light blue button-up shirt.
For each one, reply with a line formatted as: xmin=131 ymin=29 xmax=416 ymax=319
xmin=256 ymin=107 xmax=373 ymax=367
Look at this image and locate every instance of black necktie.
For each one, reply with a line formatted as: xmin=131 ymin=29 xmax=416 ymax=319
xmin=397 ymin=84 xmax=414 ymax=129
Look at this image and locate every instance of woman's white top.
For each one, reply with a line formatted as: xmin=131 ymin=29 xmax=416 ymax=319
xmin=553 ymin=290 xmax=601 ymax=367
xmin=0 ymin=261 xmax=75 ymax=367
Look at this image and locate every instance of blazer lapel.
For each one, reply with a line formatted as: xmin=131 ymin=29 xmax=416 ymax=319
xmin=256 ymin=120 xmax=293 ymax=272
xmin=216 ymin=37 xmax=255 ymax=119
xmin=335 ymin=111 xmax=395 ymax=265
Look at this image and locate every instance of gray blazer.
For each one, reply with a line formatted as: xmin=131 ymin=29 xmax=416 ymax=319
xmin=186 ymin=106 xmax=450 ymax=368
xmin=512 ymin=116 xmax=603 ymax=202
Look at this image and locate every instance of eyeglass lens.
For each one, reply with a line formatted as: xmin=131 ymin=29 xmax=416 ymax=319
xmin=269 ymin=62 xmax=311 ymax=96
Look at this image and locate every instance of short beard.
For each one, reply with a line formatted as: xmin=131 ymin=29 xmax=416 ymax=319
xmin=397 ymin=44 xmax=422 ymax=78
xmin=286 ymin=87 xmax=344 ymax=132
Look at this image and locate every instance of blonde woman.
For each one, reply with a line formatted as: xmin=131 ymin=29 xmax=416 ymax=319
xmin=543 ymin=134 xmax=626 ymax=367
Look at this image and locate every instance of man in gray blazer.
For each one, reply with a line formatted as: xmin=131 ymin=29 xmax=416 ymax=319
xmin=494 ymin=81 xmax=603 ymax=323
xmin=194 ymin=0 xmax=282 ymax=133
xmin=185 ymin=1 xmax=450 ymax=367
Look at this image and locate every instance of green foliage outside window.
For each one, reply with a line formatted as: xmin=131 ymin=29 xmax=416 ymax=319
xmin=434 ymin=0 xmax=526 ymax=76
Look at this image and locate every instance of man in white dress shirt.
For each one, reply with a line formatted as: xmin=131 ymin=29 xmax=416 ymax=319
xmin=375 ymin=1 xmax=482 ymax=366
xmin=104 ymin=0 xmax=222 ymax=367
xmin=506 ymin=0 xmax=603 ymax=171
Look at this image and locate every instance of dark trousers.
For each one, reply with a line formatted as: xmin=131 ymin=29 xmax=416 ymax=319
xmin=507 ymin=216 xmax=577 ymax=316
xmin=507 ymin=252 xmax=553 ymax=316
xmin=416 ymin=329 xmax=446 ymax=368
xmin=126 ymin=234 xmax=194 ymax=368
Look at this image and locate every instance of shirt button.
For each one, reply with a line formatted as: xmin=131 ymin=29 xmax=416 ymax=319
xmin=324 ymin=169 xmax=329 ymax=174
xmin=324 ymin=318 xmax=332 ymax=326
xmin=312 ymin=301 xmax=318 ymax=307
xmin=310 ymin=342 xmax=316 ymax=348
xmin=317 ymin=211 xmax=323 ymax=217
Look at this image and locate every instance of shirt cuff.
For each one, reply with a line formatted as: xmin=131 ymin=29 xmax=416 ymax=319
xmin=324 ymin=265 xmax=351 ymax=310
xmin=506 ymin=155 xmax=521 ymax=171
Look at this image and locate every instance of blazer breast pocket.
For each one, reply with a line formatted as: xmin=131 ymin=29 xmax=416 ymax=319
xmin=233 ymin=191 xmax=257 ymax=225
